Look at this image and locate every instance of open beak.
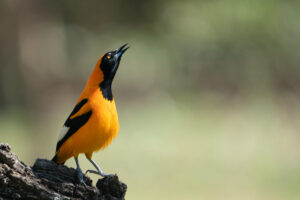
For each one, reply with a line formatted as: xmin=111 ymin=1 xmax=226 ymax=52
xmin=115 ymin=43 xmax=129 ymax=60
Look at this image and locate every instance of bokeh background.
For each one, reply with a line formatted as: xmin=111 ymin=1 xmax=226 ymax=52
xmin=1 ymin=0 xmax=300 ymax=199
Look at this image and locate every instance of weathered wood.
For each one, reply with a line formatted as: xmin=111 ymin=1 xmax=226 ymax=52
xmin=0 ymin=143 xmax=127 ymax=200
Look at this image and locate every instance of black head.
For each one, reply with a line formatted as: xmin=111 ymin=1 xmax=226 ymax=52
xmin=99 ymin=44 xmax=129 ymax=100
xmin=100 ymin=44 xmax=129 ymax=82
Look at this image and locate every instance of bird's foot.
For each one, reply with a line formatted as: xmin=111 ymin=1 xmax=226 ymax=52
xmin=85 ymin=169 xmax=114 ymax=177
xmin=76 ymin=169 xmax=87 ymax=186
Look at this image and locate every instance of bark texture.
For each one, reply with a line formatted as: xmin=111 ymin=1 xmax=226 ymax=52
xmin=0 ymin=143 xmax=127 ymax=200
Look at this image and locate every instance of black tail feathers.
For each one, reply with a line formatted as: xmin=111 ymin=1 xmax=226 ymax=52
xmin=51 ymin=154 xmax=58 ymax=163
xmin=51 ymin=154 xmax=65 ymax=165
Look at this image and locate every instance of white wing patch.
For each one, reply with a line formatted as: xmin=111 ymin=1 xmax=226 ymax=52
xmin=58 ymin=125 xmax=69 ymax=142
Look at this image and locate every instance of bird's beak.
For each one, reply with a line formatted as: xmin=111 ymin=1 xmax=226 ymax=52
xmin=115 ymin=43 xmax=129 ymax=60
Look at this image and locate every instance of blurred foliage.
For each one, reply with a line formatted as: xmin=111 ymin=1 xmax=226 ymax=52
xmin=0 ymin=0 xmax=300 ymax=199
xmin=1 ymin=0 xmax=300 ymax=108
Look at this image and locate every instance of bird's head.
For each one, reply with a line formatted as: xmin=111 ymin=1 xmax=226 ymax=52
xmin=99 ymin=44 xmax=129 ymax=83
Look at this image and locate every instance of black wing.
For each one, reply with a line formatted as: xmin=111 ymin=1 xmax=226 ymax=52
xmin=55 ymin=98 xmax=92 ymax=151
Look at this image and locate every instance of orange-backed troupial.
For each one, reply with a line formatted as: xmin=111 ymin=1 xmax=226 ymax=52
xmin=52 ymin=44 xmax=129 ymax=184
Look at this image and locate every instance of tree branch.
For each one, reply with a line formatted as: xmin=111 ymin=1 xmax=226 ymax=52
xmin=0 ymin=143 xmax=127 ymax=200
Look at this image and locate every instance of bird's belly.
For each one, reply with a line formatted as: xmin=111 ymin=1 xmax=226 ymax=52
xmin=71 ymin=105 xmax=119 ymax=155
xmin=89 ymin=110 xmax=119 ymax=151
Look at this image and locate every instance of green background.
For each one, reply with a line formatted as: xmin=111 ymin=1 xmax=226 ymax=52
xmin=1 ymin=0 xmax=300 ymax=199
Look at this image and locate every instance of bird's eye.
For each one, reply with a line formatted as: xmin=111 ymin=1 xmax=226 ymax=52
xmin=107 ymin=55 xmax=111 ymax=60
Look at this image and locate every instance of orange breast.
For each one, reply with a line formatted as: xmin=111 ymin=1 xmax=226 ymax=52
xmin=57 ymin=89 xmax=119 ymax=162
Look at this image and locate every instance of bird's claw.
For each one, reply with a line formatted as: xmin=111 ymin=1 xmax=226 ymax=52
xmin=85 ymin=169 xmax=114 ymax=177
xmin=103 ymin=173 xmax=115 ymax=178
xmin=77 ymin=170 xmax=87 ymax=186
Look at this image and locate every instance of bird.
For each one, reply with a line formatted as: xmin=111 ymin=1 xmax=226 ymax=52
xmin=52 ymin=44 xmax=129 ymax=184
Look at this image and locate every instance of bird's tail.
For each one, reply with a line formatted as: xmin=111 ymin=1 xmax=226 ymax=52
xmin=51 ymin=154 xmax=58 ymax=163
xmin=51 ymin=153 xmax=65 ymax=164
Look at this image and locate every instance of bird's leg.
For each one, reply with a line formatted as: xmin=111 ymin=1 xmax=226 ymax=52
xmin=74 ymin=157 xmax=86 ymax=185
xmin=85 ymin=158 xmax=114 ymax=177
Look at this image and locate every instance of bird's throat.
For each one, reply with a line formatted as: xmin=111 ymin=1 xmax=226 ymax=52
xmin=99 ymin=80 xmax=113 ymax=101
